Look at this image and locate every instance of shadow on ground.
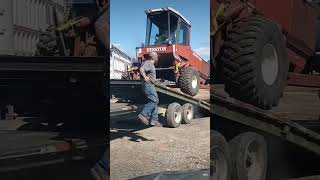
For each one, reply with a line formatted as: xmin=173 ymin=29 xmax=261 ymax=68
xmin=110 ymin=107 xmax=169 ymax=142
xmin=110 ymin=110 xmax=152 ymax=142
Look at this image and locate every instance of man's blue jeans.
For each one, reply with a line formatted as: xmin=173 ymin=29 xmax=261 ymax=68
xmin=141 ymin=82 xmax=159 ymax=121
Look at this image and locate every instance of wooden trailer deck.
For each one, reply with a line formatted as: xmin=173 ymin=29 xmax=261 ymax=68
xmin=213 ymin=85 xmax=320 ymax=122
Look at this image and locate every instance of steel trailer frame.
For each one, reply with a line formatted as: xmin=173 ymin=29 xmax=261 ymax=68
xmin=0 ymin=130 xmax=106 ymax=174
xmin=110 ymin=80 xmax=210 ymax=112
xmin=211 ymin=89 xmax=320 ymax=155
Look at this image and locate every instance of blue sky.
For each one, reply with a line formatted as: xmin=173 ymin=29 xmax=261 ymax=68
xmin=110 ymin=0 xmax=210 ymax=60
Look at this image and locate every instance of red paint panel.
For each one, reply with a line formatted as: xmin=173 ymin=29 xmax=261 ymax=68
xmin=255 ymin=0 xmax=318 ymax=51
xmin=291 ymin=0 xmax=318 ymax=51
xmin=255 ymin=0 xmax=293 ymax=32
xmin=288 ymin=73 xmax=320 ymax=88
xmin=176 ymin=45 xmax=201 ymax=68
xmin=175 ymin=45 xmax=210 ymax=81
xmin=139 ymin=45 xmax=174 ymax=61
xmin=139 ymin=44 xmax=209 ymax=81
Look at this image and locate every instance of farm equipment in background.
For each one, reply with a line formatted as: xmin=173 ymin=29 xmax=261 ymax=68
xmin=212 ymin=0 xmax=320 ymax=110
xmin=133 ymin=7 xmax=210 ymax=96
xmin=0 ymin=0 xmax=109 ymax=130
xmin=36 ymin=2 xmax=106 ymax=57
xmin=121 ymin=63 xmax=141 ymax=80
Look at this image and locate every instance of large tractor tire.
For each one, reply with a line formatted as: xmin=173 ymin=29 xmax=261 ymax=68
xmin=211 ymin=131 xmax=231 ymax=180
xmin=178 ymin=67 xmax=200 ymax=96
xmin=222 ymin=16 xmax=289 ymax=110
xmin=229 ymin=132 xmax=268 ymax=180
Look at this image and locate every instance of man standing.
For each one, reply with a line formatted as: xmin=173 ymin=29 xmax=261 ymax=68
xmin=138 ymin=52 xmax=163 ymax=127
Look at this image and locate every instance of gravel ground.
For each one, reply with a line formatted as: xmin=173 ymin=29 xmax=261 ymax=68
xmin=110 ymin=103 xmax=210 ymax=180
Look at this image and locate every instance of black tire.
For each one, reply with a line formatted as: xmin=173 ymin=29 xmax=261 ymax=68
xmin=229 ymin=132 xmax=268 ymax=180
xmin=181 ymin=103 xmax=194 ymax=124
xmin=222 ymin=16 xmax=289 ymax=110
xmin=211 ymin=131 xmax=231 ymax=180
xmin=166 ymin=102 xmax=182 ymax=128
xmin=178 ymin=67 xmax=200 ymax=96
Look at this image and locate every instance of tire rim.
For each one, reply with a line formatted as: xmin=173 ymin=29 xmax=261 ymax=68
xmin=212 ymin=146 xmax=228 ymax=180
xmin=261 ymin=44 xmax=279 ymax=86
xmin=186 ymin=106 xmax=193 ymax=120
xmin=174 ymin=106 xmax=182 ymax=124
xmin=244 ymin=140 xmax=264 ymax=180
xmin=191 ymin=75 xmax=198 ymax=89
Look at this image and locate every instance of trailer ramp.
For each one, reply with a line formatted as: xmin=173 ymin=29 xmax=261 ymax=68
xmin=110 ymin=80 xmax=210 ymax=111
xmin=212 ymin=85 xmax=320 ymax=155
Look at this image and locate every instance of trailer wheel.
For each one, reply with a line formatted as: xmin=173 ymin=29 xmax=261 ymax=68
xmin=222 ymin=16 xmax=289 ymax=110
xmin=166 ymin=103 xmax=182 ymax=128
xmin=211 ymin=131 xmax=231 ymax=180
xmin=178 ymin=67 xmax=200 ymax=96
xmin=229 ymin=132 xmax=268 ymax=180
xmin=182 ymin=103 xmax=194 ymax=124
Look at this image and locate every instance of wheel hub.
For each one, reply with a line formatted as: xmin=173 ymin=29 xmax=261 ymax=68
xmin=245 ymin=140 xmax=264 ymax=180
xmin=186 ymin=106 xmax=193 ymax=120
xmin=191 ymin=75 xmax=198 ymax=89
xmin=174 ymin=107 xmax=182 ymax=123
xmin=261 ymin=44 xmax=279 ymax=85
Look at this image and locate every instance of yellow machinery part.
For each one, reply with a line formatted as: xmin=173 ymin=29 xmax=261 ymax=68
xmin=175 ymin=63 xmax=181 ymax=74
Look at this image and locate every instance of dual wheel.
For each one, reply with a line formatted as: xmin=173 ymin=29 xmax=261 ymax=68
xmin=212 ymin=131 xmax=268 ymax=180
xmin=165 ymin=102 xmax=194 ymax=128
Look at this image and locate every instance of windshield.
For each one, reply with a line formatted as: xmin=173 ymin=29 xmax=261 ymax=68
xmin=146 ymin=12 xmax=178 ymax=46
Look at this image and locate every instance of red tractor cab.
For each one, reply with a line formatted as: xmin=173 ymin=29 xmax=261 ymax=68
xmin=137 ymin=7 xmax=210 ymax=96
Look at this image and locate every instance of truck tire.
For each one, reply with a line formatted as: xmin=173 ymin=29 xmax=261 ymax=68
xmin=178 ymin=67 xmax=200 ymax=96
xmin=222 ymin=16 xmax=289 ymax=110
xmin=181 ymin=103 xmax=194 ymax=124
xmin=166 ymin=102 xmax=182 ymax=128
xmin=229 ymin=132 xmax=268 ymax=180
xmin=211 ymin=131 xmax=231 ymax=180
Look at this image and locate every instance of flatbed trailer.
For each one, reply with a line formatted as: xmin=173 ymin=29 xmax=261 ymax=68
xmin=0 ymin=55 xmax=107 ymax=177
xmin=110 ymin=80 xmax=210 ymax=128
xmin=0 ymin=129 xmax=106 ymax=178
xmin=211 ymin=85 xmax=320 ymax=180
xmin=0 ymin=56 xmax=107 ymax=130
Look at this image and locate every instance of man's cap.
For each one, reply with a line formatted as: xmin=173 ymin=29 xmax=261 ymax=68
xmin=149 ymin=52 xmax=158 ymax=60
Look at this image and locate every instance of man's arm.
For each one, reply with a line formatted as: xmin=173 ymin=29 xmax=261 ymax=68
xmin=139 ymin=67 xmax=150 ymax=82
